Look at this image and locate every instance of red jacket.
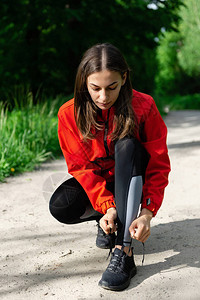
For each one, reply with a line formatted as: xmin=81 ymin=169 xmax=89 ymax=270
xmin=58 ymin=90 xmax=171 ymax=216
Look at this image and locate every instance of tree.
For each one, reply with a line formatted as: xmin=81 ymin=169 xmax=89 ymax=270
xmin=177 ymin=0 xmax=200 ymax=77
xmin=0 ymin=0 xmax=183 ymax=103
xmin=155 ymin=0 xmax=200 ymax=95
xmin=155 ymin=31 xmax=183 ymax=94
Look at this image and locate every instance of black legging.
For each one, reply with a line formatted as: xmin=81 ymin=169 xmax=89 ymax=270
xmin=49 ymin=137 xmax=148 ymax=246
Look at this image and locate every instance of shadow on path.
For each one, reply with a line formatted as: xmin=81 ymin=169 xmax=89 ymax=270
xmin=128 ymin=218 xmax=200 ymax=290
xmin=165 ymin=110 xmax=200 ymax=128
xmin=1 ymin=219 xmax=199 ymax=296
xmin=168 ymin=140 xmax=200 ymax=149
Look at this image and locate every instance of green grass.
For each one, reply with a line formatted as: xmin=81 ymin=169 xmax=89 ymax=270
xmin=0 ymin=93 xmax=68 ymax=182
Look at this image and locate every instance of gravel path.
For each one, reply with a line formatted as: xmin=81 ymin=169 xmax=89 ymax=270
xmin=0 ymin=110 xmax=200 ymax=300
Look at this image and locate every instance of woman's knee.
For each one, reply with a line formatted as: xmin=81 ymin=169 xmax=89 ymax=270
xmin=49 ymin=202 xmax=69 ymax=224
xmin=49 ymin=178 xmax=87 ymax=224
xmin=115 ymin=137 xmax=148 ymax=176
xmin=115 ymin=137 xmax=139 ymax=170
xmin=115 ymin=137 xmax=140 ymax=155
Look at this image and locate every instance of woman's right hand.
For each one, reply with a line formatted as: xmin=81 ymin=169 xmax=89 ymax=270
xmin=99 ymin=207 xmax=117 ymax=234
xmin=129 ymin=208 xmax=153 ymax=243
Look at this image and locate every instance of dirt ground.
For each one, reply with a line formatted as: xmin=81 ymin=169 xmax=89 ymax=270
xmin=0 ymin=110 xmax=200 ymax=300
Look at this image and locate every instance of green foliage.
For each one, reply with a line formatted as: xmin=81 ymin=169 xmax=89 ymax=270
xmin=177 ymin=0 xmax=200 ymax=77
xmin=155 ymin=93 xmax=200 ymax=113
xmin=155 ymin=31 xmax=183 ymax=94
xmin=0 ymin=95 xmax=66 ymax=182
xmin=155 ymin=0 xmax=200 ymax=95
xmin=0 ymin=0 xmax=183 ymax=103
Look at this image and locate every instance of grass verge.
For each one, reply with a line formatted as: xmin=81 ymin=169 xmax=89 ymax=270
xmin=0 ymin=93 xmax=68 ymax=182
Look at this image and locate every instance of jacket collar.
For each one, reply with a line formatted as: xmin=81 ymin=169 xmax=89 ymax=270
xmin=97 ymin=106 xmax=114 ymax=122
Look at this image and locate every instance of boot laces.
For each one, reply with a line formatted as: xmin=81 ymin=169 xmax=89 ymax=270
xmin=142 ymin=242 xmax=145 ymax=266
xmin=107 ymin=246 xmax=126 ymax=273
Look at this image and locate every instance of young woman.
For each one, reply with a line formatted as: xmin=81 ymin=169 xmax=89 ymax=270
xmin=49 ymin=43 xmax=171 ymax=291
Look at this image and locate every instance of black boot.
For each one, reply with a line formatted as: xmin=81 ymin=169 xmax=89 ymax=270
xmin=96 ymin=222 xmax=116 ymax=249
xmin=99 ymin=246 xmax=137 ymax=291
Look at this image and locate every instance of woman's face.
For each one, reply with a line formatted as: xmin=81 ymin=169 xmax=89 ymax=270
xmin=87 ymin=69 xmax=126 ymax=110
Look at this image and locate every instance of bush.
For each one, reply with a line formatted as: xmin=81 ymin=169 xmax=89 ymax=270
xmin=154 ymin=93 xmax=200 ymax=113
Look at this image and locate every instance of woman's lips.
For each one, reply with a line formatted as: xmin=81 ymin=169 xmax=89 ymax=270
xmin=98 ymin=102 xmax=110 ymax=107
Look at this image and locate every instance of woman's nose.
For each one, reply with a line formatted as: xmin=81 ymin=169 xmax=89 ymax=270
xmin=99 ymin=89 xmax=107 ymax=101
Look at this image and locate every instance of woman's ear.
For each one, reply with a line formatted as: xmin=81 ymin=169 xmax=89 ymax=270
xmin=122 ymin=72 xmax=127 ymax=85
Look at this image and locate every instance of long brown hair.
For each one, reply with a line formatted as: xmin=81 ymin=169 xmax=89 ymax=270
xmin=74 ymin=43 xmax=136 ymax=141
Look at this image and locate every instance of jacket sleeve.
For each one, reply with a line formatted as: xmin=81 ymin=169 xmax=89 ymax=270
xmin=140 ymin=99 xmax=171 ymax=216
xmin=58 ymin=114 xmax=116 ymax=215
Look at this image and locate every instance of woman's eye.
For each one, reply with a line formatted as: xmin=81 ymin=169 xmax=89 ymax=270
xmin=109 ymin=86 xmax=117 ymax=90
xmin=91 ymin=86 xmax=117 ymax=91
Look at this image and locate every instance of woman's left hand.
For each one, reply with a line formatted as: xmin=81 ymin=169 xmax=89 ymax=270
xmin=129 ymin=208 xmax=153 ymax=243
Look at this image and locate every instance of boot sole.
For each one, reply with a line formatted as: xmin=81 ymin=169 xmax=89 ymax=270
xmin=96 ymin=244 xmax=111 ymax=249
xmin=96 ymin=240 xmax=115 ymax=249
xmin=98 ymin=269 xmax=137 ymax=291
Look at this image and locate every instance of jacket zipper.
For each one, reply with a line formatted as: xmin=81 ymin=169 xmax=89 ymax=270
xmin=104 ymin=109 xmax=110 ymax=157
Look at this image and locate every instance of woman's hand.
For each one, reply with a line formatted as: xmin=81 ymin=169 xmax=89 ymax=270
xmin=99 ymin=207 xmax=117 ymax=234
xmin=129 ymin=208 xmax=153 ymax=243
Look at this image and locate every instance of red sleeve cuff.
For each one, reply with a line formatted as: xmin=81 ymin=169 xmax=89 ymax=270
xmin=141 ymin=197 xmax=158 ymax=217
xmin=100 ymin=200 xmax=116 ymax=215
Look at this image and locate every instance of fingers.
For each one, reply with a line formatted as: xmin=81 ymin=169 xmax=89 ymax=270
xmin=99 ymin=209 xmax=117 ymax=234
xmin=100 ymin=217 xmax=117 ymax=234
xmin=100 ymin=209 xmax=151 ymax=240
xmin=129 ymin=220 xmax=138 ymax=239
xmin=99 ymin=218 xmax=109 ymax=234
xmin=133 ymin=227 xmax=150 ymax=243
xmin=107 ymin=218 xmax=116 ymax=234
xmin=129 ymin=217 xmax=151 ymax=243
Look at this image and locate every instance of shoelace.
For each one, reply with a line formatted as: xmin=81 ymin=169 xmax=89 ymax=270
xmin=142 ymin=242 xmax=145 ymax=265
xmin=107 ymin=245 xmax=126 ymax=272
xmin=107 ymin=228 xmax=114 ymax=259
xmin=96 ymin=224 xmax=115 ymax=259
xmin=107 ymin=240 xmax=145 ymax=266
xmin=100 ymin=223 xmax=145 ymax=265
